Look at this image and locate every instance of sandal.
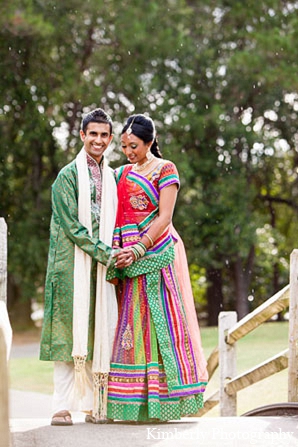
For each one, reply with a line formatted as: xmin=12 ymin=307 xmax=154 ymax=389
xmin=85 ymin=414 xmax=112 ymax=424
xmin=51 ymin=410 xmax=73 ymax=426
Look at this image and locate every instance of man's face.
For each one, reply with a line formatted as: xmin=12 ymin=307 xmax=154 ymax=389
xmin=80 ymin=122 xmax=113 ymax=163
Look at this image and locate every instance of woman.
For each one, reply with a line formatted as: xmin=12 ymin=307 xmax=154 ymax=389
xmin=107 ymin=114 xmax=208 ymax=422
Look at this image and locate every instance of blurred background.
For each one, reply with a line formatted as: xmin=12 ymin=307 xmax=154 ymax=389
xmin=1 ymin=0 xmax=298 ymax=330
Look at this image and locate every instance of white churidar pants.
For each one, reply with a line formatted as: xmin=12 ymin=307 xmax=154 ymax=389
xmin=53 ymin=361 xmax=93 ymax=413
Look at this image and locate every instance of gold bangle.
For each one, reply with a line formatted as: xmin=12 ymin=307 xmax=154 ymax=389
xmin=143 ymin=233 xmax=154 ymax=247
xmin=131 ymin=242 xmax=147 ymax=260
xmin=131 ymin=246 xmax=140 ymax=260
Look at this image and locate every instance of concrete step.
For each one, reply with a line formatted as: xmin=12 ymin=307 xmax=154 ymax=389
xmin=10 ymin=414 xmax=298 ymax=447
xmin=9 ymin=389 xmax=298 ymax=447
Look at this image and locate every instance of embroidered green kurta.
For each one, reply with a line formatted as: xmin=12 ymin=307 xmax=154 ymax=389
xmin=40 ymin=159 xmax=113 ymax=362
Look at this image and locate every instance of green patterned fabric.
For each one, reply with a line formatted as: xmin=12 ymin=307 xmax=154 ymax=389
xmin=107 ymin=242 xmax=175 ymax=281
xmin=40 ymin=159 xmax=113 ymax=362
xmin=108 ymin=394 xmax=204 ymax=422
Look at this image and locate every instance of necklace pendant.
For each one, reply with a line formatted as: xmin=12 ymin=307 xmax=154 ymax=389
xmin=133 ymin=152 xmax=154 ymax=172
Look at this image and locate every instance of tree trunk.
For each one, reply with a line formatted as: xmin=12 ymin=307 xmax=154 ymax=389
xmin=7 ymin=274 xmax=33 ymax=330
xmin=232 ymin=246 xmax=255 ymax=320
xmin=206 ymin=267 xmax=224 ymax=326
xmin=233 ymin=256 xmax=249 ymax=319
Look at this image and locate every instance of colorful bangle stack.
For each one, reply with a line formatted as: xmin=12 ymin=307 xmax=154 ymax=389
xmin=143 ymin=232 xmax=154 ymax=247
xmin=131 ymin=242 xmax=147 ymax=261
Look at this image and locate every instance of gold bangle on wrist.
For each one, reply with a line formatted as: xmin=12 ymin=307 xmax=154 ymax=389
xmin=131 ymin=242 xmax=147 ymax=261
xmin=143 ymin=233 xmax=154 ymax=247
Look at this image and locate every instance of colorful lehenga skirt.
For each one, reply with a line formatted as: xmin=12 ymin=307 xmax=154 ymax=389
xmin=107 ymin=263 xmax=207 ymax=422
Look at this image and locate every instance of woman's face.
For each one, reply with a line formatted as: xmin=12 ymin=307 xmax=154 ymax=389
xmin=121 ymin=132 xmax=152 ymax=165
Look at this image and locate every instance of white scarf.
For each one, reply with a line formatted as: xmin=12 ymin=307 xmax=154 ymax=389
xmin=72 ymin=148 xmax=118 ymax=419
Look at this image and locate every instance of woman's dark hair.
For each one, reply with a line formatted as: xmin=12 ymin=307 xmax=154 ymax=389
xmin=122 ymin=114 xmax=163 ymax=158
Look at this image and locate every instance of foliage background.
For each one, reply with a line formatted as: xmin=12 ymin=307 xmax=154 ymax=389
xmin=1 ymin=0 xmax=297 ymax=326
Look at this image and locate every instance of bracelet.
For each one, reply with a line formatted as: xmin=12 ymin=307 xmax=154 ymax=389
xmin=131 ymin=242 xmax=147 ymax=260
xmin=137 ymin=241 xmax=147 ymax=253
xmin=143 ymin=233 xmax=154 ymax=247
xmin=134 ymin=242 xmax=147 ymax=257
xmin=131 ymin=247 xmax=139 ymax=261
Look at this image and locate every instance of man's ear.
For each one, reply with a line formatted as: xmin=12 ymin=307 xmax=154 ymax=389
xmin=79 ymin=129 xmax=85 ymax=142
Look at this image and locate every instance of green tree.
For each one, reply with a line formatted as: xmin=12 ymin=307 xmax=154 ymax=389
xmin=0 ymin=0 xmax=193 ymax=326
xmin=1 ymin=0 xmax=298 ymax=328
xmin=128 ymin=0 xmax=298 ymax=322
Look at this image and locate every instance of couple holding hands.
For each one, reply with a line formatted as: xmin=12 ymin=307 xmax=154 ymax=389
xmin=39 ymin=108 xmax=208 ymax=425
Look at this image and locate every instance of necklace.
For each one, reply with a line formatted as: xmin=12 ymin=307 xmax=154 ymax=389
xmin=132 ymin=152 xmax=155 ymax=172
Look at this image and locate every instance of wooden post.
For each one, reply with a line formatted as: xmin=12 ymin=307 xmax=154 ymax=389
xmin=0 ymin=218 xmax=12 ymax=358
xmin=0 ymin=218 xmax=7 ymax=303
xmin=0 ymin=328 xmax=10 ymax=447
xmin=0 ymin=219 xmax=11 ymax=446
xmin=219 ymin=311 xmax=237 ymax=416
xmin=288 ymin=249 xmax=298 ymax=402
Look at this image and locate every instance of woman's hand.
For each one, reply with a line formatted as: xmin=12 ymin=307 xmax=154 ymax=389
xmin=114 ymin=247 xmax=134 ymax=268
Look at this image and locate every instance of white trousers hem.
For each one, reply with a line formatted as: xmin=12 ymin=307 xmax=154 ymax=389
xmin=52 ymin=361 xmax=93 ymax=414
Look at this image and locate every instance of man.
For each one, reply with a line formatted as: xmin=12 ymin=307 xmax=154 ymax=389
xmin=40 ymin=108 xmax=119 ymax=425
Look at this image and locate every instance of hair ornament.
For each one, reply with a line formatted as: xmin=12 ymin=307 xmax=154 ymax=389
xmin=126 ymin=117 xmax=136 ymax=135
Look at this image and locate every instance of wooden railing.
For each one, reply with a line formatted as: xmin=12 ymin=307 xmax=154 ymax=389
xmin=197 ymin=249 xmax=298 ymax=417
xmin=0 ymin=218 xmax=11 ymax=447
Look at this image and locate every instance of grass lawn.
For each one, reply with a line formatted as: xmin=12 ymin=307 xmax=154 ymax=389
xmin=9 ymin=357 xmax=54 ymax=395
xmin=9 ymin=321 xmax=290 ymax=416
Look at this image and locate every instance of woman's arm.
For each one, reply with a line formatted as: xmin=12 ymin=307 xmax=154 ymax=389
xmin=141 ymin=183 xmax=178 ymax=247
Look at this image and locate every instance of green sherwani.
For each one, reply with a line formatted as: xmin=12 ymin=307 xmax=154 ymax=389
xmin=40 ymin=158 xmax=113 ymax=362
